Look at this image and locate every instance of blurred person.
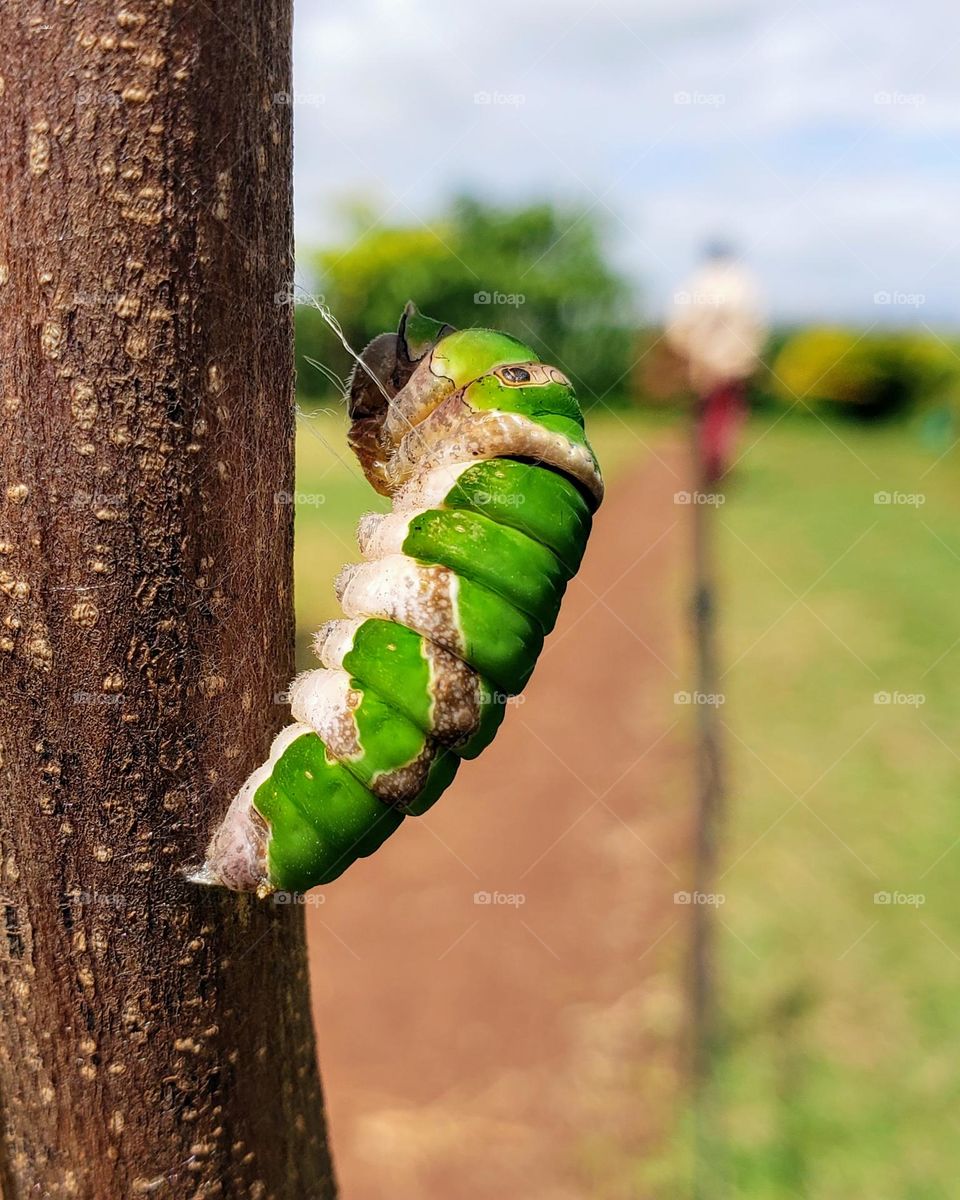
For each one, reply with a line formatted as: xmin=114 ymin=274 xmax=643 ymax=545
xmin=666 ymin=242 xmax=766 ymax=484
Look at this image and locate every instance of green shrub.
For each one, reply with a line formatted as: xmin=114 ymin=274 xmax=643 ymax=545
xmin=769 ymin=327 xmax=960 ymax=420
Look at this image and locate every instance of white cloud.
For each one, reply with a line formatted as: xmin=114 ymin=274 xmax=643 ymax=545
xmin=292 ymin=0 xmax=960 ymax=323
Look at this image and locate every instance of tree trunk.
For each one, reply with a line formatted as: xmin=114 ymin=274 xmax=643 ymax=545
xmin=0 ymin=3 xmax=337 ymax=1197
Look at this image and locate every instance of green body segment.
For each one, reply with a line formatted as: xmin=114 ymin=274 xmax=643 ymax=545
xmin=304 ymin=671 xmax=464 ymax=811
xmin=256 ymin=731 xmax=404 ymax=892
xmin=344 ymin=618 xmax=433 ymax=729
xmin=442 ymin=460 xmax=594 ymax=573
xmin=346 ymin=683 xmax=434 ymax=790
xmin=453 ymin=575 xmax=545 ymax=696
xmin=401 ymin=508 xmax=569 ymax=633
xmin=340 ymin=618 xmax=507 ymax=757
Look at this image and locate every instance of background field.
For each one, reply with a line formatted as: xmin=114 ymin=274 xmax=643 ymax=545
xmin=706 ymin=414 xmax=960 ymax=1199
xmin=295 ymin=403 xmax=960 ymax=1198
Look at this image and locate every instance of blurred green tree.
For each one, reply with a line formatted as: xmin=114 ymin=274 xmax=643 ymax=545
xmin=295 ymin=197 xmax=636 ymax=406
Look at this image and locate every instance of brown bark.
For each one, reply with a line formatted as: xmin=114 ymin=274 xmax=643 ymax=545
xmin=0 ymin=3 xmax=336 ymax=1197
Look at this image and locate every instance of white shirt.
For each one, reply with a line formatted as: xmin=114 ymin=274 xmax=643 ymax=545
xmin=665 ymin=260 xmax=766 ymax=392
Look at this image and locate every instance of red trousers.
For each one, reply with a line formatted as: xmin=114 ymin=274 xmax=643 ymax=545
xmin=699 ymin=381 xmax=747 ymax=484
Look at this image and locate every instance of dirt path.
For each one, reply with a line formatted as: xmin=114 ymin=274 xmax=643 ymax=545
xmin=307 ymin=436 xmax=695 ymax=1199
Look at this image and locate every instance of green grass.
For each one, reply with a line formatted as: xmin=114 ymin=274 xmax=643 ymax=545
xmin=700 ymin=414 xmax=960 ymax=1199
xmin=292 ymin=406 xmax=388 ymax=662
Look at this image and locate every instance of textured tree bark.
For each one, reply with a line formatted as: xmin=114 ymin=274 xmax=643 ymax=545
xmin=0 ymin=3 xmax=337 ymax=1197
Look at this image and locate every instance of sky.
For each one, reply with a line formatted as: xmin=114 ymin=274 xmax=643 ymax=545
xmin=291 ymin=0 xmax=960 ymax=326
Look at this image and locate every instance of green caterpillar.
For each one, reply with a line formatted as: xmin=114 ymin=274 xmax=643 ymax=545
xmin=194 ymin=304 xmax=603 ymax=895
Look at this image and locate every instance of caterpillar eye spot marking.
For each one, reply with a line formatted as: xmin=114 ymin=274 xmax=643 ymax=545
xmin=196 ymin=305 xmax=603 ymax=895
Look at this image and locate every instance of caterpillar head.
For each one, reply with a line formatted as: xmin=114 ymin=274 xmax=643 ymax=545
xmin=348 ymin=305 xmax=599 ymax=504
xmin=348 ymin=303 xmax=546 ymax=426
xmin=426 ymin=331 xmax=580 ymax=425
